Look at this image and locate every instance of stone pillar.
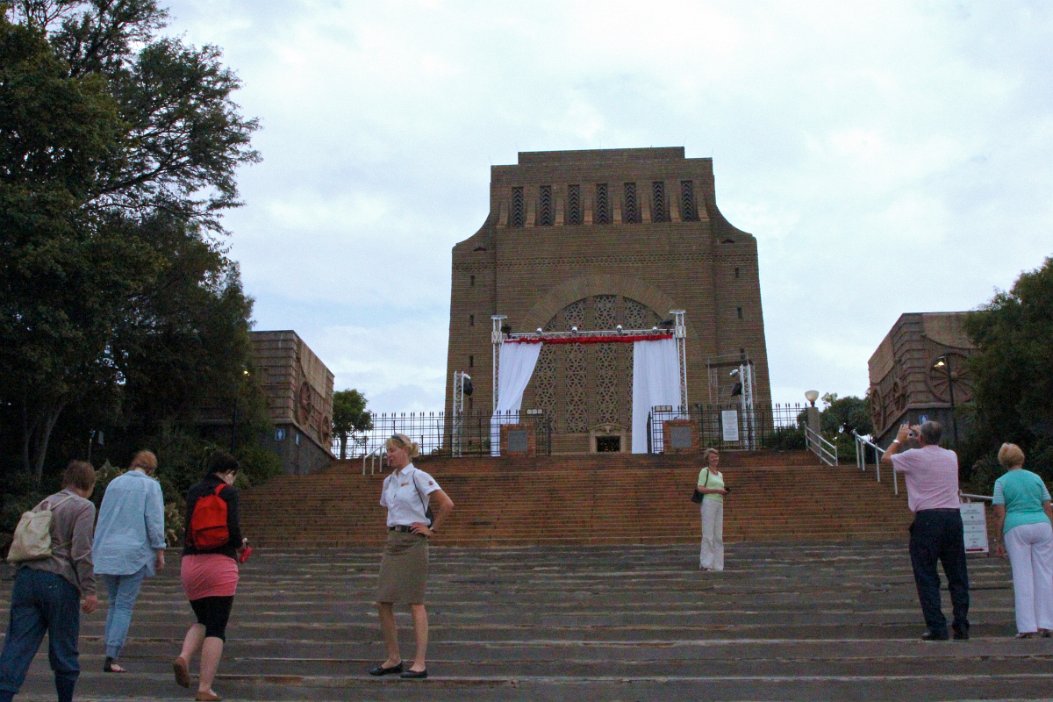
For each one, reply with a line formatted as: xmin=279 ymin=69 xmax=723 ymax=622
xmin=806 ymin=406 xmax=821 ymax=436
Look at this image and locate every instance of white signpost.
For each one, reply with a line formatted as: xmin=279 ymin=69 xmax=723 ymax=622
xmin=960 ymin=502 xmax=989 ymax=555
xmin=721 ymin=410 xmax=740 ymax=442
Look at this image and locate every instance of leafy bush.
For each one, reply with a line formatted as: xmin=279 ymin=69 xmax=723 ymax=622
xmin=763 ymin=427 xmax=806 ymax=450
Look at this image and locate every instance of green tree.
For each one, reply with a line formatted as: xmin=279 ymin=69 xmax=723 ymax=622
xmin=0 ymin=1 xmax=259 ymax=483
xmin=963 ymin=257 xmax=1053 ymax=488
xmin=332 ymin=390 xmax=372 ymax=460
xmin=813 ymin=393 xmax=872 ymax=463
xmin=11 ymin=0 xmax=260 ymax=229
xmin=0 ymin=13 xmax=126 ymax=481
xmin=819 ymin=393 xmax=873 ymax=437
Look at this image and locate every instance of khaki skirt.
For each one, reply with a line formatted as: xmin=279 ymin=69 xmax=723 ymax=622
xmin=376 ymin=530 xmax=429 ymax=604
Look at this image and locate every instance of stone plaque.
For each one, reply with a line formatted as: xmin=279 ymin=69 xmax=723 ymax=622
xmin=507 ymin=429 xmax=529 ymax=453
xmin=668 ymin=425 xmax=693 ymax=449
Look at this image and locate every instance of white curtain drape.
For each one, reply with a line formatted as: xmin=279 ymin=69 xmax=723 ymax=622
xmin=490 ymin=342 xmax=543 ymax=456
xmin=631 ymin=337 xmax=681 ymax=453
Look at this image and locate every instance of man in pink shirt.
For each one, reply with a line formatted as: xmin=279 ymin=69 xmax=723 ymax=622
xmin=883 ymin=420 xmax=970 ymax=641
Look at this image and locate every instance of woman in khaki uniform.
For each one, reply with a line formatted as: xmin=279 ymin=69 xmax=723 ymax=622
xmin=369 ymin=433 xmax=454 ymax=680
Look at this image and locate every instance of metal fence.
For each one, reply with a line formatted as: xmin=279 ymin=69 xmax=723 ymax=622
xmin=648 ymin=403 xmax=810 ymax=453
xmin=331 ymin=410 xmax=552 ymax=459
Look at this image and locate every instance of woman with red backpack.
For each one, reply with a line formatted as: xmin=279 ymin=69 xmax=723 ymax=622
xmin=172 ymin=451 xmax=248 ymax=702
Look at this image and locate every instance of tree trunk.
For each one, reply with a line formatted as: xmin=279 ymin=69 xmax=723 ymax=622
xmin=339 ymin=434 xmax=348 ymax=460
xmin=20 ymin=400 xmax=67 ymax=486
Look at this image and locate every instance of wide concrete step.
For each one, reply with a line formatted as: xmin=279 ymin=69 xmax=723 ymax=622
xmin=3 ymin=543 xmax=1048 ymax=701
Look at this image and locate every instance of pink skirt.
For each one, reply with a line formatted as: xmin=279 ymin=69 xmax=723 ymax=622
xmin=181 ymin=554 xmax=239 ymax=600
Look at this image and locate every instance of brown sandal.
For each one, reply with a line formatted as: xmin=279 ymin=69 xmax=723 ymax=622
xmin=172 ymin=656 xmax=191 ymax=688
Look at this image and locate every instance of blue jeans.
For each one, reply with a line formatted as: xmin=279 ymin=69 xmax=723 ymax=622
xmin=909 ymin=509 xmax=970 ymax=636
xmin=102 ymin=567 xmax=148 ymax=659
xmin=0 ymin=568 xmax=82 ymax=702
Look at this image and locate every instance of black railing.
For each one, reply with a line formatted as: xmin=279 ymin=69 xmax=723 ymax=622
xmin=331 ymin=410 xmax=552 ymax=459
xmin=649 ymin=403 xmax=810 ymax=453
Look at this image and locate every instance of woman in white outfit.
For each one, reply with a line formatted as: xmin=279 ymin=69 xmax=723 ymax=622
xmin=991 ymin=442 xmax=1053 ymax=638
xmin=697 ymin=448 xmax=728 ymax=571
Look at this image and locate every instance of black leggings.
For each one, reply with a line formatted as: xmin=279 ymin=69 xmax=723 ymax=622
xmin=189 ymin=596 xmax=234 ymax=641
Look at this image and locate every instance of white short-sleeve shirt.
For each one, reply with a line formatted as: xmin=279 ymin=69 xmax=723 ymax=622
xmin=380 ymin=464 xmax=441 ymax=527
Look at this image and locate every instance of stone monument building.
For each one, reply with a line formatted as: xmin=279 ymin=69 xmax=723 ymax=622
xmin=444 ymin=147 xmax=771 ymax=454
xmin=251 ymin=331 xmax=334 ymax=474
xmin=868 ymin=312 xmax=975 ymax=448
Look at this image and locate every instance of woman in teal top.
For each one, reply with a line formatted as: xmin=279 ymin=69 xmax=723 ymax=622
xmin=991 ymin=442 xmax=1053 ymax=638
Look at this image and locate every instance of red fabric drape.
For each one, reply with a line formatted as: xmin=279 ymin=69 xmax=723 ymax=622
xmin=505 ymin=333 xmax=672 ymax=345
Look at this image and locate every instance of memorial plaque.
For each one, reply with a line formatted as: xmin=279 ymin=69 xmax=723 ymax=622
xmin=507 ymin=429 xmax=529 ymax=453
xmin=668 ymin=425 xmax=693 ymax=450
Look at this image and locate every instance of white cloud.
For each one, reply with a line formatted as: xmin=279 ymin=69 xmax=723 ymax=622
xmin=163 ymin=0 xmax=1053 ymax=412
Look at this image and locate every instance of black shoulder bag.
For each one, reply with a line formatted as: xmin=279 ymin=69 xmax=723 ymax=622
xmin=691 ymin=469 xmax=710 ymax=504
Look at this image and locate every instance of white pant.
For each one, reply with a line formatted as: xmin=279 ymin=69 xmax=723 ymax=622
xmin=699 ymin=499 xmax=724 ymax=571
xmin=1004 ymin=521 xmax=1053 ymax=634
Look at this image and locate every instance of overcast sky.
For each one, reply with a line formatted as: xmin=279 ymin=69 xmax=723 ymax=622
xmin=166 ymin=0 xmax=1052 ymax=412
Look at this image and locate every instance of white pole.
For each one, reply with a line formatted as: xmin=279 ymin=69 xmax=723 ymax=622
xmin=671 ymin=310 xmax=688 ymax=412
xmin=491 ymin=315 xmax=506 ymax=413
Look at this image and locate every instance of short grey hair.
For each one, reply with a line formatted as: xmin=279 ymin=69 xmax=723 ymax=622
xmin=919 ymin=421 xmax=942 ymax=445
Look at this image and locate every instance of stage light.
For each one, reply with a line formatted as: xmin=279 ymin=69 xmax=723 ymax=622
xmin=571 ymin=325 xmax=578 ymax=333
xmin=616 ymin=324 xmax=623 ymax=334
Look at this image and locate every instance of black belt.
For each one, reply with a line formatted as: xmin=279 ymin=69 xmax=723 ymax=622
xmin=388 ymin=525 xmax=415 ymax=533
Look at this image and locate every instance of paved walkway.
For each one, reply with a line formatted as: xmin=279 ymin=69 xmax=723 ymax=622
xmin=2 ymin=542 xmax=1051 ymax=701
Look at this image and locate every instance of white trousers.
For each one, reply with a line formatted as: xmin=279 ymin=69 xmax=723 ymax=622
xmin=1004 ymin=521 xmax=1053 ymax=634
xmin=699 ymin=499 xmax=724 ymax=571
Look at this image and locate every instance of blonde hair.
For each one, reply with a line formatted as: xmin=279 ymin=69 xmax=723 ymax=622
xmin=701 ymin=447 xmax=719 ymax=464
xmin=386 ymin=433 xmax=421 ymax=458
xmin=130 ymin=450 xmax=158 ymax=475
xmin=997 ymin=443 xmax=1025 ymax=469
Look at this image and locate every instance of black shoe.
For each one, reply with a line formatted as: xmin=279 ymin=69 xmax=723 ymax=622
xmin=953 ymin=629 xmax=969 ymax=640
xmin=368 ymin=662 xmax=403 ymax=676
xmin=921 ymin=630 xmax=949 ymax=641
xmin=400 ymin=669 xmax=428 ymax=679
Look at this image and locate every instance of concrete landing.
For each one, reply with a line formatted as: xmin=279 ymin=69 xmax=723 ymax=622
xmin=2 ymin=542 xmax=1051 ymax=701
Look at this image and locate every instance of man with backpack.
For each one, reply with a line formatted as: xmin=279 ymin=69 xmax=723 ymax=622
xmin=0 ymin=461 xmax=99 ymax=702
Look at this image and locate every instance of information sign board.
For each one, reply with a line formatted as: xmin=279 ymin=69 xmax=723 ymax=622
xmin=960 ymin=502 xmax=989 ymax=555
xmin=721 ymin=410 xmax=740 ymax=442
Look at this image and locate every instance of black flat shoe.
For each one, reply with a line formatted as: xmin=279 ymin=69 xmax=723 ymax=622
xmin=400 ymin=669 xmax=428 ymax=679
xmin=368 ymin=662 xmax=403 ymax=676
xmin=921 ymin=630 xmax=949 ymax=641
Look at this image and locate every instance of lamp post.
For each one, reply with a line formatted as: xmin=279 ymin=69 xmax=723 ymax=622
xmin=933 ymin=355 xmax=959 ymax=449
xmin=231 ymin=368 xmax=251 ymax=453
xmin=804 ymin=390 xmax=820 ymax=437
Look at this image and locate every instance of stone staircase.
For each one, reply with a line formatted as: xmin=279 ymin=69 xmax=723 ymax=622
xmin=5 ymin=542 xmax=1049 ymax=701
xmin=240 ymin=451 xmax=914 ymax=547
